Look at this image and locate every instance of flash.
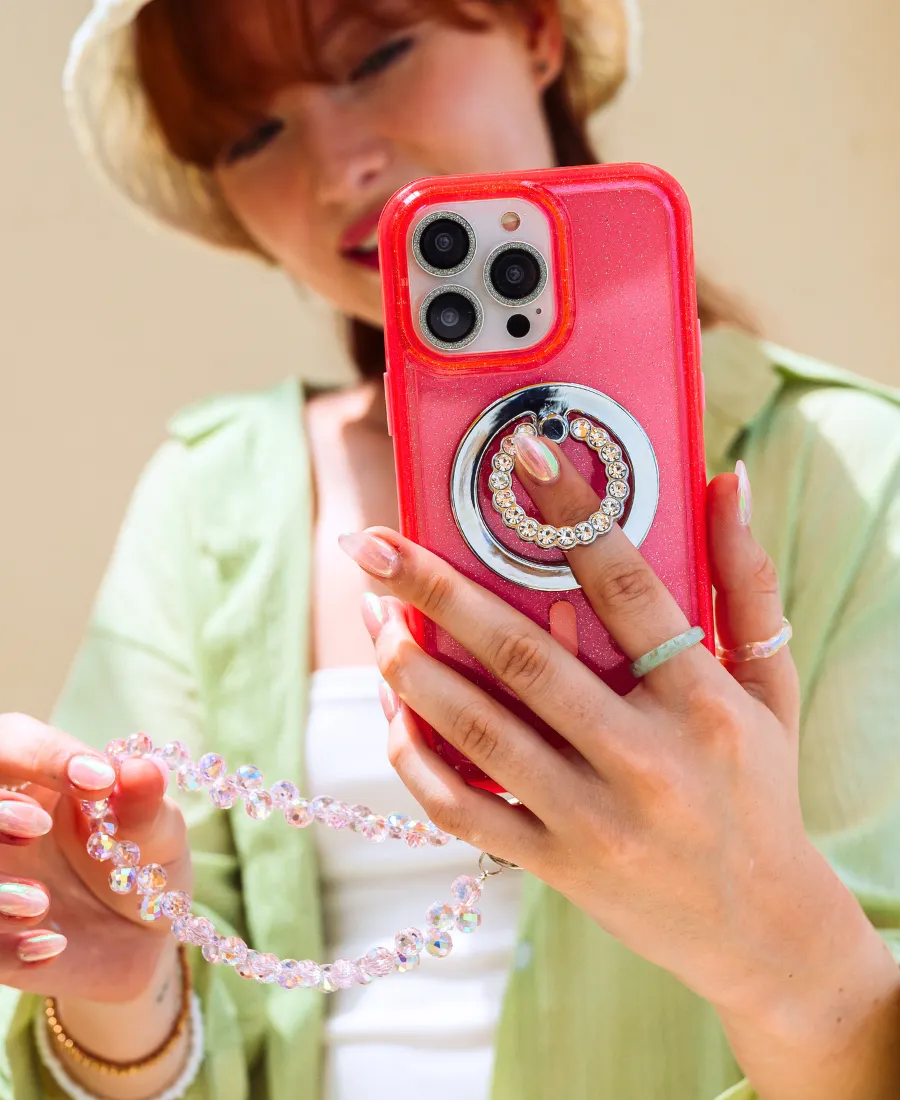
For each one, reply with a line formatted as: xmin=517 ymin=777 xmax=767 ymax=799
xmin=500 ymin=211 xmax=521 ymax=232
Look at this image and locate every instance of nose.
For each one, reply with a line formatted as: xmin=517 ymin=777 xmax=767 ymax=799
xmin=304 ymin=97 xmax=390 ymax=207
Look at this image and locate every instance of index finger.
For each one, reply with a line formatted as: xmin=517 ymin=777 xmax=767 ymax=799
xmin=0 ymin=713 xmax=117 ymax=797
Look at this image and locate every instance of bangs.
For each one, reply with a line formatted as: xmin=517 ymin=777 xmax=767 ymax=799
xmin=135 ymin=0 xmax=497 ymax=168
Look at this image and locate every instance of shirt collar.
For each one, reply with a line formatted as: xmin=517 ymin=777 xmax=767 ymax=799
xmin=701 ymin=327 xmax=783 ymax=472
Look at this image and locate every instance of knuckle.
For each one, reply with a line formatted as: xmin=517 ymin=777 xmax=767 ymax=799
xmin=490 ymin=630 xmax=552 ymax=693
xmin=424 ymin=792 xmax=470 ymax=841
xmin=450 ymin=701 xmax=502 ymax=768
xmin=750 ymin=549 xmax=781 ymax=598
xmin=596 ymin=560 xmax=656 ymax=611
xmin=413 ymin=567 xmax=455 ymax=620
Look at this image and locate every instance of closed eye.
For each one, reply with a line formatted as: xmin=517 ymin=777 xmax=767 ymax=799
xmin=223 ymin=118 xmax=285 ymax=165
xmin=349 ymin=36 xmax=414 ymax=83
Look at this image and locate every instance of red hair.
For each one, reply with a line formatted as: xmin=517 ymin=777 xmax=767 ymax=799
xmin=135 ymin=0 xmax=754 ymax=377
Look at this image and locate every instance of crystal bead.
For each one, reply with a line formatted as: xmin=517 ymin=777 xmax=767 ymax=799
xmin=104 ymin=738 xmax=128 ymax=765
xmin=570 ymin=418 xmax=591 ymax=440
xmin=94 ymin=818 xmax=118 ymax=837
xmin=600 ymin=442 xmax=622 ymax=463
xmin=159 ymin=741 xmax=190 ymax=770
xmin=402 ymin=821 xmax=431 ymax=849
xmin=536 ymin=525 xmax=557 ymax=549
xmin=360 ymin=814 xmax=388 ymax=842
xmin=574 ymin=521 xmax=596 ymax=545
xmin=176 ymin=764 xmax=202 ymax=792
xmin=293 ymin=960 xmax=322 ymax=989
xmin=113 ymin=840 xmax=141 ymax=867
xmin=172 ymin=916 xmax=191 ymax=943
xmin=492 ymin=489 xmax=516 ymax=511
xmin=219 ymin=937 xmax=248 ymax=967
xmin=285 ymin=800 xmax=314 ymax=828
xmin=330 ymin=959 xmax=361 ymax=989
xmin=310 ymin=796 xmax=334 ymax=820
xmin=450 ymin=875 xmax=482 ymax=907
xmin=136 ymin=864 xmax=168 ymax=895
xmin=198 ymin=753 xmax=227 ymax=785
xmin=362 ymin=947 xmax=395 ymax=979
xmin=235 ymin=960 xmax=255 ymax=980
xmin=318 ymin=965 xmax=337 ymax=992
xmin=500 ymin=435 xmax=518 ymax=456
xmin=425 ymin=930 xmax=453 ymax=957
xmin=608 ymin=479 xmax=629 ymax=500
xmin=355 ymin=959 xmax=374 ymax=985
xmin=322 ymin=801 xmax=352 ymax=830
xmin=81 ymin=799 xmax=110 ymax=820
xmin=271 ymin=781 xmax=300 ymax=808
xmin=87 ymin=832 xmax=115 ymax=861
xmin=109 ymin=866 xmax=136 ymax=894
xmin=455 ymin=906 xmax=482 ymax=933
xmin=161 ymin=891 xmax=192 ymax=919
xmin=277 ymin=960 xmax=304 ymax=989
xmin=249 ymin=951 xmax=281 ymax=983
xmin=189 ymin=916 xmax=215 ymax=946
xmin=607 ymin=461 xmax=629 ymax=480
xmin=588 ymin=426 xmax=610 ymax=449
xmin=590 ymin=511 xmax=612 ymax=534
xmin=395 ymin=928 xmax=424 ymax=956
xmin=140 ymin=894 xmax=164 ymax=922
xmin=492 ymin=452 xmax=514 ymax=473
xmin=394 ymin=952 xmax=420 ymax=973
xmin=245 ymin=790 xmax=273 ymax=820
xmin=513 ymin=422 xmax=537 ymax=437
xmin=600 ymin=497 xmax=622 ymax=517
xmin=428 ymin=824 xmax=451 ymax=846
xmin=236 ymin=764 xmax=264 ymax=791
xmin=202 ymin=938 xmax=223 ymax=963
xmin=425 ymin=902 xmax=454 ymax=931
xmin=348 ymin=804 xmax=372 ymax=831
xmin=125 ymin=733 xmax=153 ymax=757
xmin=488 ymin=470 xmax=511 ymax=492
xmin=517 ymin=517 xmax=540 ymax=542
xmin=555 ymin=526 xmax=577 ymax=550
xmin=387 ymin=812 xmax=410 ymax=839
xmin=209 ymin=776 xmax=238 ymax=810
xmin=502 ymin=505 xmax=527 ymax=529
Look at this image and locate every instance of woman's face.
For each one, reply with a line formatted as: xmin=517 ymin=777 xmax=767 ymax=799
xmin=214 ymin=2 xmax=563 ymax=326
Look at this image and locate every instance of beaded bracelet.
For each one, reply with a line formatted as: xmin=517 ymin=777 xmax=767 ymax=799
xmin=81 ymin=734 xmax=515 ymax=992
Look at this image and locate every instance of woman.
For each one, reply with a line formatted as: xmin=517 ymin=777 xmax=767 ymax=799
xmin=2 ymin=1 xmax=900 ymax=1098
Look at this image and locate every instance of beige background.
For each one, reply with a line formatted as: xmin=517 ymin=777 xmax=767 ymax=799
xmin=2 ymin=0 xmax=899 ymax=720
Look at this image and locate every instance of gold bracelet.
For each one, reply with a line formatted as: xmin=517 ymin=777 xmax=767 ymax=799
xmin=44 ymin=943 xmax=192 ymax=1077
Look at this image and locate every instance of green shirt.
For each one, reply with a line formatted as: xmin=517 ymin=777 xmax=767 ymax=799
xmin=4 ymin=328 xmax=900 ymax=1099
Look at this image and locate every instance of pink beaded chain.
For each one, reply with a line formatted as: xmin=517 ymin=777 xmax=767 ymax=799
xmin=81 ymin=734 xmax=497 ymax=992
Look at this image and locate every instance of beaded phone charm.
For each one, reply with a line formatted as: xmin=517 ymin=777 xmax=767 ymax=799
xmin=82 ymin=735 xmax=515 ymax=992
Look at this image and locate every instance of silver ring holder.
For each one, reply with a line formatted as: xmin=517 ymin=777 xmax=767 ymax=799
xmin=450 ymin=383 xmax=660 ymax=592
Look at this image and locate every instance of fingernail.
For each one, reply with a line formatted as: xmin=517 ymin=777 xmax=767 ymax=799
xmin=17 ymin=932 xmax=67 ymax=963
xmin=361 ymin=592 xmax=387 ymax=639
xmin=0 ymin=883 xmax=49 ymax=918
xmin=0 ymin=800 xmax=53 ymax=839
xmin=515 ymin=434 xmax=560 ymax=484
xmin=338 ymin=532 xmax=401 ymax=578
xmin=378 ymin=680 xmax=400 ymax=722
xmin=67 ymin=754 xmax=117 ymax=792
xmin=735 ymin=460 xmax=753 ymax=526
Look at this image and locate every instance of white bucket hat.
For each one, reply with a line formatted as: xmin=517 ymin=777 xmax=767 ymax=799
xmin=64 ymin=0 xmax=642 ymax=254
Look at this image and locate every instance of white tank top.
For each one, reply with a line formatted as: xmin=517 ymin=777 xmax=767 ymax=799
xmin=305 ymin=666 xmax=524 ymax=1100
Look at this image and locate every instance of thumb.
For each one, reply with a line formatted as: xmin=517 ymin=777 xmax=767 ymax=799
xmin=707 ymin=465 xmax=799 ymax=728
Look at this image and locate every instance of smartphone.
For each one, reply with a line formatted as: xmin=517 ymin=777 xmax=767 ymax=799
xmin=379 ymin=163 xmax=712 ymax=793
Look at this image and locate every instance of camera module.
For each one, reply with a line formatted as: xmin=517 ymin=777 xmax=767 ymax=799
xmin=485 ymin=242 xmax=547 ymax=306
xmin=413 ymin=211 xmax=476 ymax=276
xmin=420 ymin=286 xmax=483 ymax=350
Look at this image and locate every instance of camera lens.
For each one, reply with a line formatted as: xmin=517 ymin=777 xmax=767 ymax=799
xmin=414 ymin=213 xmax=475 ymax=275
xmin=484 ymin=242 xmax=547 ymax=305
xmin=425 ymin=291 xmax=478 ymax=344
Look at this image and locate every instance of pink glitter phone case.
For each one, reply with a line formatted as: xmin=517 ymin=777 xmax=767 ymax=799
xmin=380 ymin=164 xmax=712 ymax=792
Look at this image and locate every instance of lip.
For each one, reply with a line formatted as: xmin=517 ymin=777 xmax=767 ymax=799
xmin=340 ymin=204 xmax=386 ymax=271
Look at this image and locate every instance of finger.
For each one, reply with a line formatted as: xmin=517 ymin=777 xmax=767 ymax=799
xmin=513 ymin=434 xmax=712 ymax=693
xmin=386 ymin=696 xmax=546 ymax=867
xmin=2 ymin=929 xmax=68 ymax=970
xmin=0 ymin=714 xmax=117 ymax=797
xmin=373 ymin=596 xmax=582 ymax=820
xmin=343 ymin=532 xmax=638 ymax=770
xmin=707 ymin=470 xmax=800 ymax=725
xmin=0 ymin=795 xmax=53 ymax=844
xmin=0 ymin=878 xmax=51 ymax=928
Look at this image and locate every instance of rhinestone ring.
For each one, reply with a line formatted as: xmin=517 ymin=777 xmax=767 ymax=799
xmin=489 ymin=415 xmax=630 ymax=552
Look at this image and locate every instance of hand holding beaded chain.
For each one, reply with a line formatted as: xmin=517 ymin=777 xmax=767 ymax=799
xmin=81 ymin=734 xmax=500 ymax=993
xmin=489 ymin=414 xmax=631 ymax=551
